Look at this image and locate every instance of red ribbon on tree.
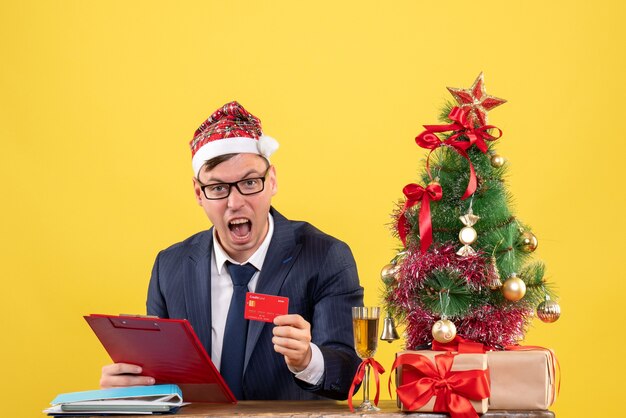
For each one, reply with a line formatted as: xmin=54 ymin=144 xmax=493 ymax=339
xmin=389 ymin=353 xmax=490 ymax=418
xmin=348 ymin=358 xmax=386 ymax=412
xmin=397 ymin=182 xmax=443 ymax=253
xmin=432 ymin=336 xmax=488 ymax=353
xmin=415 ymin=107 xmax=502 ymax=200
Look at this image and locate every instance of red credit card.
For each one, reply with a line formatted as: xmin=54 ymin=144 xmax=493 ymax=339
xmin=244 ymin=292 xmax=289 ymax=323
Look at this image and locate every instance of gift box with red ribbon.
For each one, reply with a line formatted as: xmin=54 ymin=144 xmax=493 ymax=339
xmin=487 ymin=348 xmax=557 ymax=410
xmin=428 ymin=337 xmax=559 ymax=410
xmin=391 ymin=350 xmax=490 ymax=418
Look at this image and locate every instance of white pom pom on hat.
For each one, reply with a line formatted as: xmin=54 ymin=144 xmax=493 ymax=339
xmin=257 ymin=135 xmax=279 ymax=158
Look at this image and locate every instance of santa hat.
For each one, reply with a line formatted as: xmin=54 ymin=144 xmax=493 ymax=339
xmin=189 ymin=101 xmax=279 ymax=177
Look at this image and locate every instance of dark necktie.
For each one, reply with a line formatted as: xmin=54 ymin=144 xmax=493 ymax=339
xmin=220 ymin=262 xmax=257 ymax=399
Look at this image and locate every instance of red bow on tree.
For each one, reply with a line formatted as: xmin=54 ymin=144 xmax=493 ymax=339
xmin=397 ymin=182 xmax=443 ymax=253
xmin=415 ymin=107 xmax=502 ymax=200
xmin=390 ymin=353 xmax=490 ymax=418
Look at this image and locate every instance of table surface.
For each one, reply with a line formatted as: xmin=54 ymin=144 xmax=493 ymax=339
xmin=144 ymin=400 xmax=555 ymax=418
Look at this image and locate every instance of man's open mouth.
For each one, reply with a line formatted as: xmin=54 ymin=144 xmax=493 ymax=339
xmin=229 ymin=218 xmax=251 ymax=239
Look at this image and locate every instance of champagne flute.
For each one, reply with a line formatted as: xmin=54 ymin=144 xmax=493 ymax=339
xmin=352 ymin=306 xmax=380 ymax=412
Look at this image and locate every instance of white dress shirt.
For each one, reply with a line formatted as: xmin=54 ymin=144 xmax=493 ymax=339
xmin=210 ymin=213 xmax=324 ymax=385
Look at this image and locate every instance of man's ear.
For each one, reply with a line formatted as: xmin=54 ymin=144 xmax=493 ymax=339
xmin=192 ymin=177 xmax=203 ymax=205
xmin=268 ymin=165 xmax=278 ymax=196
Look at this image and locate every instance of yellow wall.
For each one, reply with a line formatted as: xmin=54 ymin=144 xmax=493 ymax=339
xmin=1 ymin=1 xmax=623 ymax=416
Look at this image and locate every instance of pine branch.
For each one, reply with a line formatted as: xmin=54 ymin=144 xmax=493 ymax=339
xmin=420 ymin=268 xmax=477 ymax=317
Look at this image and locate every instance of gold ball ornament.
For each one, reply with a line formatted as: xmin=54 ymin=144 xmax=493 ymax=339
xmin=380 ymin=264 xmax=400 ymax=280
xmin=537 ymin=299 xmax=561 ymax=323
xmin=490 ymin=154 xmax=506 ymax=168
xmin=432 ymin=319 xmax=457 ymax=343
xmin=502 ymin=274 xmax=526 ymax=301
xmin=381 ymin=263 xmax=400 ymax=283
xmin=519 ymin=231 xmax=538 ymax=253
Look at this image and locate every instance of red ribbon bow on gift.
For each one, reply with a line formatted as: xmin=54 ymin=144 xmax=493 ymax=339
xmin=390 ymin=353 xmax=490 ymax=418
xmin=415 ymin=107 xmax=502 ymax=200
xmin=348 ymin=358 xmax=385 ymax=412
xmin=397 ymin=182 xmax=443 ymax=253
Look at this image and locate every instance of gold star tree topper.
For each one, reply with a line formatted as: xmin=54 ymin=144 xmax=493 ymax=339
xmin=447 ymin=72 xmax=507 ymax=126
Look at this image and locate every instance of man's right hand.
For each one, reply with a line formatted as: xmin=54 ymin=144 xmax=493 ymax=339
xmin=100 ymin=363 xmax=156 ymax=388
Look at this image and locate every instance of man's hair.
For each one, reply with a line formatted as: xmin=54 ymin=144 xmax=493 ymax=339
xmin=201 ymin=153 xmax=238 ymax=173
xmin=198 ymin=153 xmax=270 ymax=179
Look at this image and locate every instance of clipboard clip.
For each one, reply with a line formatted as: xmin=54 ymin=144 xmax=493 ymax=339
xmin=110 ymin=315 xmax=161 ymax=331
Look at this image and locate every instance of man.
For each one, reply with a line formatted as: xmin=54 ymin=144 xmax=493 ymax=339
xmin=100 ymin=102 xmax=363 ymax=400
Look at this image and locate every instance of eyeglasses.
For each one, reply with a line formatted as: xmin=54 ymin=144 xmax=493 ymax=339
xmin=199 ymin=167 xmax=270 ymax=200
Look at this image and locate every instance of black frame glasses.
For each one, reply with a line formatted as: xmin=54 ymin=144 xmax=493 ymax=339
xmin=199 ymin=167 xmax=270 ymax=200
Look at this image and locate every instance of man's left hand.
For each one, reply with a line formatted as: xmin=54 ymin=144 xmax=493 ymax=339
xmin=272 ymin=314 xmax=312 ymax=372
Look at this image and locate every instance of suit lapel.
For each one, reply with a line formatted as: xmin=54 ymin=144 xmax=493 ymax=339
xmin=183 ymin=230 xmax=213 ymax=357
xmin=244 ymin=209 xmax=302 ymax=372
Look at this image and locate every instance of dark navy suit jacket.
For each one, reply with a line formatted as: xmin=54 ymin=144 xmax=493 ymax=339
xmin=146 ymin=208 xmax=363 ymax=400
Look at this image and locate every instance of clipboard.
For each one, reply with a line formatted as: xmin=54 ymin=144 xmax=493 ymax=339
xmin=85 ymin=314 xmax=236 ymax=403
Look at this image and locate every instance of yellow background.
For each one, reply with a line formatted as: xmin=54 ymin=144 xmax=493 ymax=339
xmin=1 ymin=1 xmax=624 ymax=416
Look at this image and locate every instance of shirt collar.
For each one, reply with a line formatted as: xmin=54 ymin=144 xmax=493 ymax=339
xmin=213 ymin=213 xmax=274 ymax=274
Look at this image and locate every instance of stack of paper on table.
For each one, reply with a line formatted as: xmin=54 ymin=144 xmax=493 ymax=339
xmin=44 ymin=384 xmax=185 ymax=415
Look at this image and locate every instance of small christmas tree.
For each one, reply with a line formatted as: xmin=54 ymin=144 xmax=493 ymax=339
xmin=382 ymin=73 xmax=560 ymax=350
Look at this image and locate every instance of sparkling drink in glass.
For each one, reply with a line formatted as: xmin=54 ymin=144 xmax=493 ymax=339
xmin=352 ymin=306 xmax=380 ymax=411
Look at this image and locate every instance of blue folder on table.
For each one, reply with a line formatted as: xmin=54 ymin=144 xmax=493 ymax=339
xmin=44 ymin=384 xmax=184 ymax=415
